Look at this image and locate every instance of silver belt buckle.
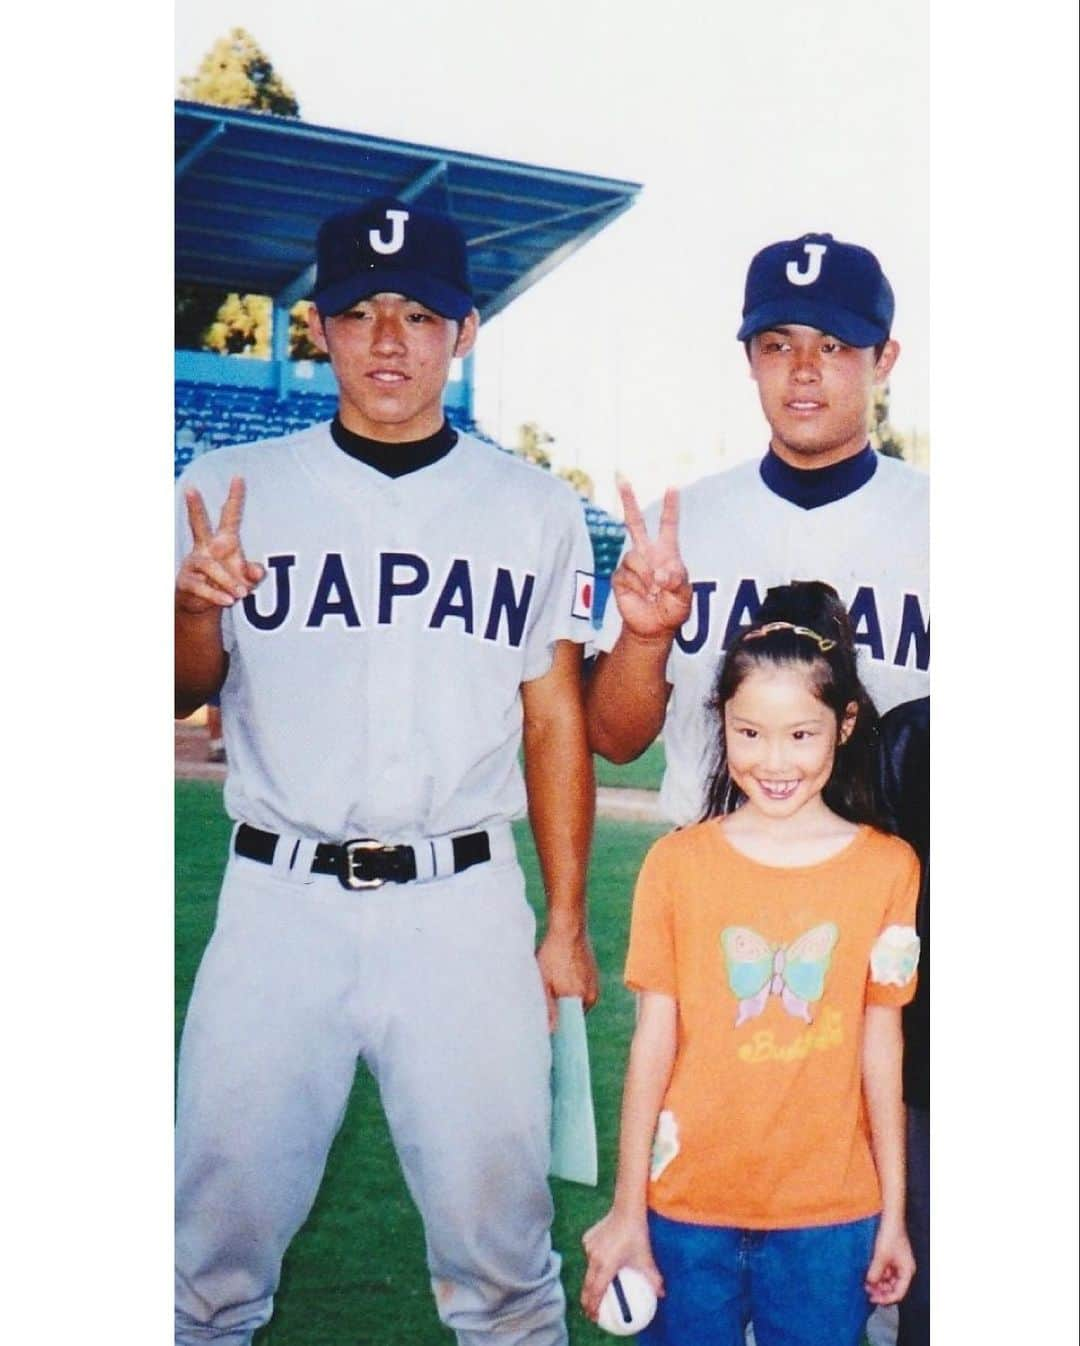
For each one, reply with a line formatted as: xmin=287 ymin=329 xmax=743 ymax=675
xmin=342 ymin=838 xmax=387 ymax=890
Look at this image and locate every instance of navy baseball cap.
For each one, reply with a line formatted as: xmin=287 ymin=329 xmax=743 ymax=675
xmin=312 ymin=198 xmax=474 ymax=320
xmin=737 ymin=233 xmax=894 ymax=347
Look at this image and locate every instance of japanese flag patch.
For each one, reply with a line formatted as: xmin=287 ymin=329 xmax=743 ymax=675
xmin=572 ymin=570 xmax=594 ymax=620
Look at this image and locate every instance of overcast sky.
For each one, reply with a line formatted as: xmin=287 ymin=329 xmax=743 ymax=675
xmin=175 ymin=0 xmax=928 ymax=511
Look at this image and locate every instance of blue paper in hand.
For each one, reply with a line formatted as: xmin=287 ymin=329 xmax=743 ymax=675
xmin=549 ymin=996 xmax=598 ymax=1187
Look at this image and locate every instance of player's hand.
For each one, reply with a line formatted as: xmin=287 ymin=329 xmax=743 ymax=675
xmin=610 ymin=478 xmax=692 ymax=641
xmin=864 ymin=1218 xmax=916 ymax=1305
xmin=580 ymin=1207 xmax=663 ymax=1322
xmin=536 ymin=927 xmax=599 ymax=1030
xmin=176 ymin=477 xmax=265 ymax=616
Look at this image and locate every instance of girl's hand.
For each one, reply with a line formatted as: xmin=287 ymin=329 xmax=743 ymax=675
xmin=580 ymin=1207 xmax=664 ymax=1322
xmin=864 ymin=1219 xmax=916 ymax=1305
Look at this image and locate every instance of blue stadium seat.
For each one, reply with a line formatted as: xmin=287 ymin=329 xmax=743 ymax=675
xmin=174 ymin=382 xmax=338 ymax=475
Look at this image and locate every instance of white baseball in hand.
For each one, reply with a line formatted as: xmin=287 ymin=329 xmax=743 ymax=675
xmin=597 ymin=1266 xmax=658 ymax=1336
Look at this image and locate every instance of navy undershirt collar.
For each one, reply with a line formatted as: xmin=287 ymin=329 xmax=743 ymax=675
xmin=330 ymin=415 xmax=458 ymax=478
xmin=759 ymin=443 xmax=878 ymax=510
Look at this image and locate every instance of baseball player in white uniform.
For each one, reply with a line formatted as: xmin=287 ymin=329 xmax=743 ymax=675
xmin=174 ymin=198 xmax=599 ymax=1346
xmin=587 ymin=232 xmax=929 ymax=826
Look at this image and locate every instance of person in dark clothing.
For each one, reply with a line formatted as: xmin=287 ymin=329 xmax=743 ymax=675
xmin=877 ymin=696 xmax=929 ymax=1346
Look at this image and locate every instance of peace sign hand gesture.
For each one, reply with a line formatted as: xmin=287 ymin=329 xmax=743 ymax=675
xmin=176 ymin=476 xmax=265 ymax=617
xmin=610 ymin=478 xmax=692 ymax=641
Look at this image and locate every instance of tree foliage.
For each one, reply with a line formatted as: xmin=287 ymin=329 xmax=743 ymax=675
xmin=558 ymin=467 xmax=595 ymax=500
xmin=289 ymin=301 xmax=327 ymax=361
xmin=203 ymin=294 xmax=271 ymax=357
xmin=869 ymin=384 xmax=907 ymax=460
xmin=195 ymin=295 xmax=326 ymax=362
xmin=515 ymin=423 xmax=554 ymax=470
xmin=175 ymin=283 xmax=228 ymax=351
xmin=513 ymin=424 xmax=594 ymax=497
xmin=178 ymin=28 xmax=300 ymax=116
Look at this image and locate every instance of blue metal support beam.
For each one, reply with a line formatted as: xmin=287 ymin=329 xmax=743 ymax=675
xmin=276 ymin=263 xmax=316 ymax=310
xmin=459 ymin=352 xmax=475 ymax=423
xmin=467 ymin=196 xmax=628 ymax=249
xmin=399 ymin=159 xmax=448 ymax=202
xmin=272 ymin=301 xmax=292 ymax=398
xmin=479 ymin=197 xmax=636 ymax=324
xmin=175 ymin=120 xmax=226 ymax=180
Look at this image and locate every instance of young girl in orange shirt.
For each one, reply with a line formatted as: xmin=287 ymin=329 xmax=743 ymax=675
xmin=582 ymin=582 xmax=920 ymax=1346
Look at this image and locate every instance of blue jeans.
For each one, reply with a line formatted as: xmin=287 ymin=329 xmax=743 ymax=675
xmin=639 ymin=1209 xmax=879 ymax=1346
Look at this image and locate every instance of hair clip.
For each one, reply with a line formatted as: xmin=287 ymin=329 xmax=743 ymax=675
xmin=742 ymin=621 xmax=837 ymax=653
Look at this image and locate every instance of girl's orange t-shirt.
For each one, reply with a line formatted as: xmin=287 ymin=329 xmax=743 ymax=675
xmin=625 ymin=820 xmax=920 ymax=1230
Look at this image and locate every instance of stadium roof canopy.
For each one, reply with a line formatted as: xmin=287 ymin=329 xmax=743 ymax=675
xmin=176 ymin=100 xmax=641 ymax=323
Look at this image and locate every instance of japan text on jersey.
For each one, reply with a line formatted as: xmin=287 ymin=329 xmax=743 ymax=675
xmin=675 ymin=577 xmax=929 ymax=674
xmin=237 ymin=550 xmax=592 ymax=648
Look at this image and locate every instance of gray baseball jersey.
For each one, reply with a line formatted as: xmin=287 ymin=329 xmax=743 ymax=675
xmin=175 ymin=423 xmax=596 ymax=840
xmin=598 ymin=453 xmax=929 ymax=824
xmin=175 ymin=424 xmax=594 ymax=1346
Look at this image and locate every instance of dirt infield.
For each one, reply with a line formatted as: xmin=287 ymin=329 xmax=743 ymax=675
xmin=174 ymin=722 xmax=225 ymax=782
xmin=174 ymin=722 xmax=662 ymax=821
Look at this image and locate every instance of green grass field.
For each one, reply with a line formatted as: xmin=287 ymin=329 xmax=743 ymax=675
xmin=593 ymin=740 xmax=666 ymax=793
xmin=176 ymin=780 xmax=666 ymax=1345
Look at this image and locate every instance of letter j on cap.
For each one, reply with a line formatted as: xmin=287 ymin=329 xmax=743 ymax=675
xmin=368 ymin=208 xmax=410 ymax=255
xmin=786 ymin=242 xmax=827 ymax=286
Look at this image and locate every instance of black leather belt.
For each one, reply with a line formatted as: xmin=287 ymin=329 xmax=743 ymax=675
xmin=234 ymin=823 xmax=491 ymax=890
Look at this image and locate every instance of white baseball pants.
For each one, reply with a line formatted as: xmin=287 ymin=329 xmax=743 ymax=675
xmin=175 ymin=839 xmax=566 ymax=1345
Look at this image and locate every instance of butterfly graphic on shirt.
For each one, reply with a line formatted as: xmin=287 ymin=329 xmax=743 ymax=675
xmin=720 ymin=923 xmax=839 ymax=1027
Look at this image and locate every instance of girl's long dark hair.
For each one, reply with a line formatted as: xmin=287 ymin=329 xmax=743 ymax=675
xmin=701 ymin=580 xmax=890 ymax=829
